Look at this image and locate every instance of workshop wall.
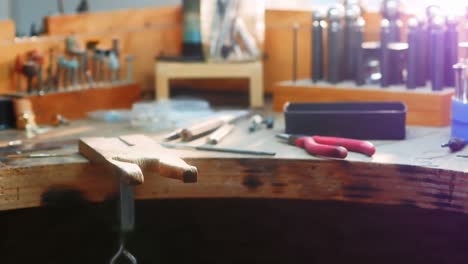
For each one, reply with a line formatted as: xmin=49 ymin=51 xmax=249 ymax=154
xmin=11 ymin=0 xmax=181 ymax=35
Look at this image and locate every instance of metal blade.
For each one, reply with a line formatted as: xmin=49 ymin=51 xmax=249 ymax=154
xmin=119 ymin=180 xmax=135 ymax=233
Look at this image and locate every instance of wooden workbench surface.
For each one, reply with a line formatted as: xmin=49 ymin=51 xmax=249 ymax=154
xmin=0 ymin=117 xmax=467 ymax=214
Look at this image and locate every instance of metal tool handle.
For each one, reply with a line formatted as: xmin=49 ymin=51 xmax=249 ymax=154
xmin=295 ymin=137 xmax=348 ymax=159
xmin=313 ymin=136 xmax=376 ymax=157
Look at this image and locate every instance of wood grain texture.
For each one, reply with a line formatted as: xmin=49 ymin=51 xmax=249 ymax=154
xmin=273 ymin=80 xmax=454 ymax=126
xmin=13 ymin=83 xmax=140 ymax=125
xmin=0 ymin=19 xmax=15 ymax=41
xmin=44 ymin=6 xmax=182 ymax=35
xmin=0 ymin=119 xmax=467 ymax=214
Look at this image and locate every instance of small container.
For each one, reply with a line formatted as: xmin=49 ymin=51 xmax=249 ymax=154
xmin=284 ymin=102 xmax=406 ymax=140
xmin=451 ymin=98 xmax=468 ymax=140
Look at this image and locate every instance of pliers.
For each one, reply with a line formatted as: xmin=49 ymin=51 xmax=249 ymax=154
xmin=276 ymin=134 xmax=376 ymax=159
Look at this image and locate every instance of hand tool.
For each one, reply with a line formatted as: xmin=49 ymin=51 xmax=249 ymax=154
xmin=207 ymin=123 xmax=234 ymax=145
xmin=29 ymin=50 xmax=45 ymax=93
xmin=442 ymin=138 xmax=466 ymax=152
xmin=444 ymin=15 xmax=459 ymax=87
xmin=327 ymin=5 xmax=345 ymax=84
xmin=381 ymin=0 xmax=403 ymax=85
xmin=354 ymin=17 xmax=365 ymax=86
xmin=381 ymin=0 xmax=402 ymax=42
xmin=311 ymin=11 xmax=325 ymax=82
xmin=380 ymin=19 xmax=391 ymax=87
xmin=164 ymin=111 xmax=249 ymax=141
xmin=46 ymin=48 xmax=55 ymax=92
xmin=426 ymin=5 xmax=442 ymax=83
xmin=15 ymin=55 xmax=24 ymax=92
xmin=248 ymin=115 xmax=263 ymax=132
xmin=292 ymin=23 xmax=299 ymax=82
xmin=58 ymin=56 xmax=68 ymax=89
xmin=79 ymin=135 xmax=198 ymax=263
xmin=416 ymin=16 xmax=428 ymax=87
xmin=343 ymin=4 xmax=361 ymax=80
xmin=112 ymin=38 xmax=120 ymax=58
xmin=22 ymin=62 xmax=38 ymax=94
xmin=453 ymin=63 xmax=467 ymax=101
xmin=277 ymin=134 xmax=376 ymax=159
xmin=162 ymin=142 xmax=276 ymax=156
xmin=69 ymin=59 xmax=79 ymax=89
xmin=125 ymin=55 xmax=135 ymax=83
xmin=387 ymin=42 xmax=407 ymax=85
xmin=180 ymin=115 xmax=238 ymax=141
xmin=109 ymin=52 xmax=120 ymax=83
xmin=406 ymin=18 xmax=418 ymax=89
xmin=0 ymin=138 xmax=77 ymax=155
xmin=430 ymin=15 xmax=445 ymax=91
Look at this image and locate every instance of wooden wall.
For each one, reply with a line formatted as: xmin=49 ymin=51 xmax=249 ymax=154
xmin=0 ymin=19 xmax=15 ymax=41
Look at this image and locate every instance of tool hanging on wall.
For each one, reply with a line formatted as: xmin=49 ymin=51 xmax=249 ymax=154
xmin=415 ymin=16 xmax=428 ymax=87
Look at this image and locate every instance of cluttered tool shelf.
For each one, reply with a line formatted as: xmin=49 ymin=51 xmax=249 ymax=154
xmin=0 ymin=117 xmax=467 ymax=214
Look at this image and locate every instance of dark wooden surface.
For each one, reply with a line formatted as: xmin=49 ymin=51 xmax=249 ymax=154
xmin=2 ymin=198 xmax=468 ymax=264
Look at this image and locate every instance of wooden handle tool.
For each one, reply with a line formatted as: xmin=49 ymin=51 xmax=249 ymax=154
xmin=79 ymin=134 xmax=198 ymax=185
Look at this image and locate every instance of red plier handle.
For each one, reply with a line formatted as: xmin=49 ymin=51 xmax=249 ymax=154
xmin=292 ymin=136 xmax=375 ymax=159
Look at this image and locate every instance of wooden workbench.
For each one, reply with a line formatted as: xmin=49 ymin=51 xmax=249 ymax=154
xmin=0 ymin=117 xmax=466 ymax=215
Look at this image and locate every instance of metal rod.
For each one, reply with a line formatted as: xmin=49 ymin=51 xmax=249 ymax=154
xmin=312 ymin=11 xmax=324 ymax=82
xmin=161 ymin=143 xmax=276 ymax=156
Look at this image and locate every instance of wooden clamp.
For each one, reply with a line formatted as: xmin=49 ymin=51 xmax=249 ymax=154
xmin=79 ymin=134 xmax=198 ymax=185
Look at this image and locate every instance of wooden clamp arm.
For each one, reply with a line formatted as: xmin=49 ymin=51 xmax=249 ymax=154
xmin=79 ymin=135 xmax=198 ymax=185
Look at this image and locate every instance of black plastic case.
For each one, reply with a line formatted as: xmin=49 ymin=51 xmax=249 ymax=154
xmin=284 ymin=102 xmax=406 ymax=140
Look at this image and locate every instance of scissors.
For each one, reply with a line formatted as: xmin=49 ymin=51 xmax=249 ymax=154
xmin=277 ymin=134 xmax=376 ymax=159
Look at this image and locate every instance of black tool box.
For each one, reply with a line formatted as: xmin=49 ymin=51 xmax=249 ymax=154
xmin=284 ymin=102 xmax=406 ymax=140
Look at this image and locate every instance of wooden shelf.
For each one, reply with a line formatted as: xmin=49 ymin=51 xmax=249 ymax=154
xmin=9 ymin=82 xmax=141 ymax=125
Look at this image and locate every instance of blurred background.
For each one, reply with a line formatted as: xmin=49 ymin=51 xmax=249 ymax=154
xmin=1 ymin=0 xmax=464 ymax=36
